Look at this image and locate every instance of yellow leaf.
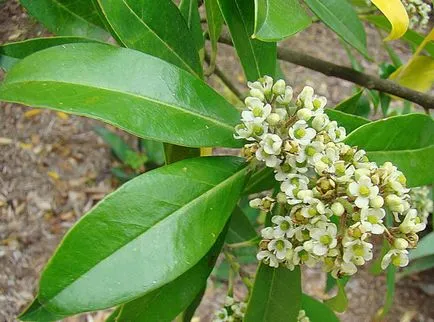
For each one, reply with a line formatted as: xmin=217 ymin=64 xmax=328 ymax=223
xmin=200 ymin=147 xmax=213 ymax=156
xmin=390 ymin=56 xmax=434 ymax=92
xmin=24 ymin=109 xmax=42 ymax=118
xmin=19 ymin=142 xmax=32 ymax=150
xmin=56 ymin=111 xmax=69 ymax=120
xmin=371 ymin=0 xmax=409 ymax=41
xmin=47 ymin=171 xmax=60 ymax=180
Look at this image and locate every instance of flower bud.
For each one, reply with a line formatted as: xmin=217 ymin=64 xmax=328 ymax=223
xmin=266 ymin=113 xmax=280 ymax=126
xmin=296 ymin=108 xmax=313 ymax=121
xmin=276 ymin=192 xmax=287 ymax=204
xmin=386 ymin=194 xmax=404 ymax=213
xmin=312 ymin=114 xmax=329 ymax=131
xmin=393 ymin=238 xmax=409 ymax=250
xmin=370 ymin=196 xmax=384 ymax=209
xmin=354 ymin=168 xmax=370 ymax=181
xmin=272 ymin=79 xmax=286 ymax=95
xmin=250 ymin=88 xmax=265 ymax=101
xmin=331 ymin=202 xmax=345 ymax=216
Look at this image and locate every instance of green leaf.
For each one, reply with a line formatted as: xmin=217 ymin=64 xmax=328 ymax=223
xmin=303 ymin=0 xmax=369 ymax=58
xmin=226 ymin=206 xmax=257 ymax=244
xmin=94 ymin=0 xmax=202 ymax=77
xmin=218 ymin=0 xmax=277 ymax=81
xmin=140 ymin=139 xmax=166 ymax=166
xmin=19 ymin=297 xmax=66 ymax=321
xmin=364 ymin=15 xmax=434 ymax=58
xmin=94 ymin=126 xmax=147 ymax=169
xmin=344 ymin=114 xmax=434 ymax=187
xmin=0 ymin=43 xmax=241 ymax=148
xmin=115 ymin=223 xmax=227 ymax=322
xmin=244 ymin=265 xmax=302 ymax=322
xmin=324 ymin=279 xmax=348 ymax=313
xmin=242 ymin=166 xmax=275 ymax=195
xmin=410 ymin=232 xmax=434 ymax=260
xmin=20 ymin=0 xmax=109 ymax=40
xmin=301 ymin=294 xmax=339 ymax=322
xmin=31 ymin=156 xmax=247 ymax=315
xmin=164 ymin=144 xmax=200 ymax=164
xmin=182 ymin=287 xmax=206 ymax=322
xmin=204 ymin=0 xmax=224 ymax=72
xmin=334 ymin=89 xmax=363 ymax=114
xmin=253 ymin=0 xmax=311 ymax=41
xmin=179 ymin=0 xmax=205 ymax=59
xmin=326 ymin=110 xmax=370 ymax=133
xmin=0 ymin=36 xmax=102 ymax=71
xmin=105 ymin=306 xmax=121 ymax=322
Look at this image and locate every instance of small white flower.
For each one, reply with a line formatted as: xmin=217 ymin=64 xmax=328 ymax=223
xmin=297 ymin=86 xmax=314 ymax=109
xmin=213 ymin=308 xmax=228 ymax=322
xmin=399 ymin=209 xmax=426 ymax=233
xmin=348 ymin=175 xmax=379 ymax=209
xmin=288 ymin=120 xmax=316 ymax=146
xmin=256 ymin=147 xmax=281 ymax=167
xmin=381 ymin=248 xmax=409 ymax=269
xmin=281 ymin=174 xmax=309 ymax=199
xmin=301 ymin=200 xmax=326 ymax=218
xmin=268 ymin=238 xmax=292 ymax=259
xmin=293 ymin=245 xmax=318 ymax=267
xmin=385 ymin=194 xmax=406 ymax=213
xmin=242 ymin=97 xmax=271 ymax=123
xmin=297 ymin=141 xmax=325 ymax=164
xmin=260 ymin=133 xmax=282 ymax=155
xmin=312 ymin=146 xmax=339 ymax=174
xmin=327 ymin=121 xmax=346 ymax=142
xmin=311 ymin=114 xmax=330 ymax=131
xmin=343 ymin=238 xmax=373 ymax=265
xmin=231 ymin=302 xmax=246 ymax=318
xmin=257 ymin=250 xmax=279 ymax=268
xmin=272 ymin=215 xmax=293 ymax=238
xmin=360 ymin=208 xmax=386 ymax=234
xmin=261 ymin=227 xmax=275 ymax=239
xmin=333 ymin=161 xmax=355 ymax=183
xmin=225 ymin=296 xmax=234 ymax=307
xmin=276 ymin=86 xmax=294 ymax=105
xmin=307 ymin=224 xmax=338 ymax=256
xmin=234 ymin=121 xmax=268 ymax=141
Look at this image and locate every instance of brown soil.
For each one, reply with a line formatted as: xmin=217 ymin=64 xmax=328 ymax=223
xmin=0 ymin=1 xmax=433 ymax=322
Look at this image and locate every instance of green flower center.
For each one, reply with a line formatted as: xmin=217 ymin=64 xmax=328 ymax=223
xmin=308 ymin=207 xmax=317 ymax=216
xmin=313 ymin=99 xmax=322 ymax=110
xmin=275 ymin=240 xmax=286 ymax=251
xmin=321 ymin=156 xmax=332 ymax=165
xmin=392 ymin=255 xmax=402 ymax=266
xmin=280 ymin=221 xmax=290 ymax=231
xmin=353 ymin=245 xmax=364 ymax=257
xmin=306 ymin=146 xmax=316 ymax=157
xmin=359 ymin=185 xmax=370 ymax=197
xmin=252 ymin=106 xmax=263 ymax=117
xmin=281 ymin=163 xmax=292 ymax=172
xmin=253 ymin=124 xmax=264 ymax=136
xmin=300 ymin=250 xmax=309 ymax=261
xmin=320 ymin=235 xmax=332 ymax=245
xmin=367 ymin=215 xmax=378 ymax=224
xmin=295 ymin=128 xmax=306 ymax=139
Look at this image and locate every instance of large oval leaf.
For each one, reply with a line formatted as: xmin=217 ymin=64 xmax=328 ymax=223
xmin=301 ymin=294 xmax=339 ymax=322
xmin=20 ymin=0 xmax=109 ymax=40
xmin=33 ymin=156 xmax=247 ymax=314
xmin=303 ymin=0 xmax=369 ymax=58
xmin=113 ymin=223 xmax=228 ymax=322
xmin=95 ymin=0 xmax=202 ymax=77
xmin=244 ymin=265 xmax=302 ymax=322
xmin=218 ymin=0 xmax=277 ymax=81
xmin=371 ymin=0 xmax=409 ymax=41
xmin=253 ymin=0 xmax=311 ymax=41
xmin=0 ymin=43 xmax=241 ymax=148
xmin=345 ymin=114 xmax=434 ymax=187
xmin=179 ymin=0 xmax=205 ymax=59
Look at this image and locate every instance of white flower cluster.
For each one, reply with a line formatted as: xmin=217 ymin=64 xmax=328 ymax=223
xmin=235 ymin=76 xmax=425 ymax=278
xmin=213 ymin=296 xmax=246 ymax=322
xmin=410 ymin=186 xmax=433 ymax=226
xmin=298 ymin=309 xmax=310 ymax=322
xmin=403 ymin=0 xmax=432 ymax=30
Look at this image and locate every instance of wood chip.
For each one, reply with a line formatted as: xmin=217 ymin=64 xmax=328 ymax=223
xmin=0 ymin=137 xmax=13 ymax=145
xmin=23 ymin=109 xmax=42 ymax=118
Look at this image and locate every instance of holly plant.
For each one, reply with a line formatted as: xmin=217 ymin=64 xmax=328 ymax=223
xmin=0 ymin=0 xmax=433 ymax=321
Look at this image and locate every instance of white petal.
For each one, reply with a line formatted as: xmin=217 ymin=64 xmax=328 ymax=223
xmin=355 ymin=197 xmax=369 ymax=209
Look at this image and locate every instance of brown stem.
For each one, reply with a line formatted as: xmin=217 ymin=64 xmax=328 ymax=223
xmin=214 ymin=32 xmax=434 ymax=109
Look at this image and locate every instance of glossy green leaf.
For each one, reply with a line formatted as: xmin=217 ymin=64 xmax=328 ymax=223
xmin=301 ymin=294 xmax=339 ymax=322
xmin=218 ymin=0 xmax=277 ymax=81
xmin=0 ymin=43 xmax=241 ymax=148
xmin=114 ymin=224 xmax=227 ymax=322
xmin=94 ymin=126 xmax=147 ymax=169
xmin=326 ymin=109 xmax=370 ymax=133
xmin=140 ymin=139 xmax=165 ymax=166
xmin=29 ymin=156 xmax=247 ymax=315
xmin=253 ymin=0 xmax=311 ymax=41
xmin=105 ymin=307 xmax=121 ymax=322
xmin=0 ymin=36 xmax=102 ymax=71
xmin=226 ymin=206 xmax=257 ymax=244
xmin=334 ymin=90 xmax=364 ymax=114
xmin=245 ymin=265 xmax=301 ymax=322
xmin=364 ymin=15 xmax=434 ymax=58
xmin=20 ymin=0 xmax=109 ymax=40
xmin=179 ymin=0 xmax=204 ymax=59
xmin=19 ymin=297 xmax=65 ymax=321
xmin=324 ymin=279 xmax=348 ymax=313
xmin=204 ymin=0 xmax=224 ymax=73
xmin=94 ymin=0 xmax=202 ymax=77
xmin=242 ymin=166 xmax=275 ymax=195
xmin=303 ymin=0 xmax=369 ymax=58
xmin=344 ymin=114 xmax=434 ymax=187
xmin=410 ymin=232 xmax=434 ymax=260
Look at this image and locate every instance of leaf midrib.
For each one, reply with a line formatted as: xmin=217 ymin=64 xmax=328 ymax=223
xmin=50 ymin=0 xmax=101 ymax=29
xmin=0 ymin=80 xmax=235 ymax=132
xmin=41 ymin=165 xmax=247 ymax=307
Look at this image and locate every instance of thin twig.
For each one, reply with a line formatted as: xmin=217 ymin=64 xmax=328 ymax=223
xmin=204 ymin=51 xmax=245 ymax=101
xmin=215 ymin=32 xmax=434 ymax=109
